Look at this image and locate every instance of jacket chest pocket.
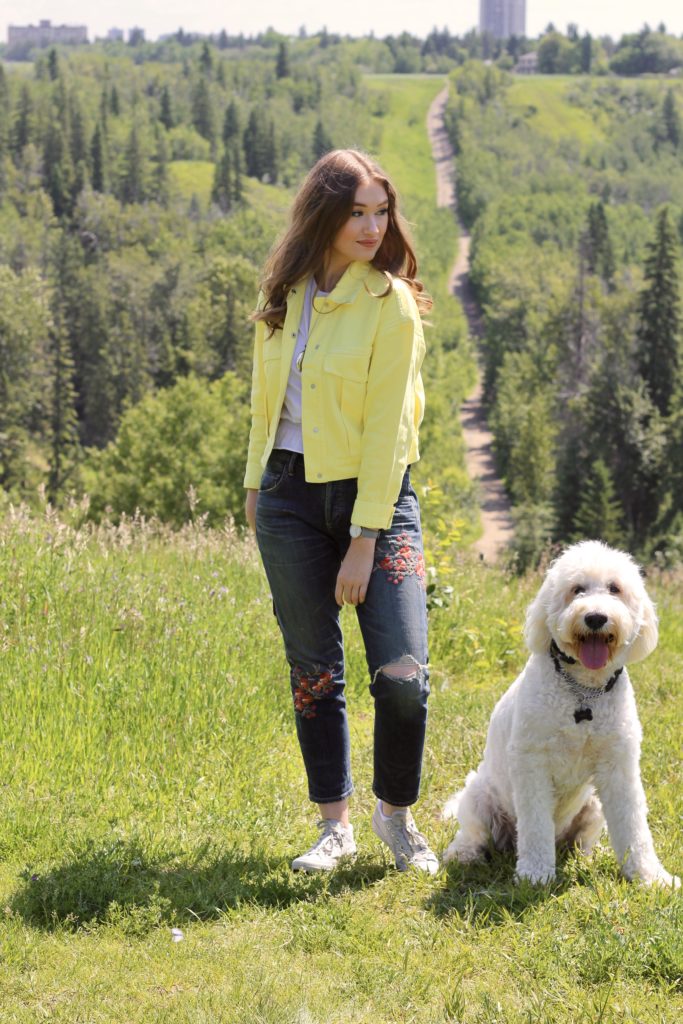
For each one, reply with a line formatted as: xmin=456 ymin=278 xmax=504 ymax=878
xmin=323 ymin=350 xmax=370 ymax=384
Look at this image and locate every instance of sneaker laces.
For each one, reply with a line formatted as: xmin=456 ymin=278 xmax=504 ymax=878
xmin=312 ymin=819 xmax=347 ymax=855
xmin=386 ymin=812 xmax=430 ymax=857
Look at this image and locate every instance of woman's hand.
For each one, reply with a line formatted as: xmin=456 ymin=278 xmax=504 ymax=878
xmin=245 ymin=489 xmax=258 ymax=531
xmin=335 ymin=537 xmax=376 ymax=606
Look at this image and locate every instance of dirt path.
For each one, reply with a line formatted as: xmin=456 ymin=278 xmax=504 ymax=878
xmin=426 ymin=86 xmax=514 ymax=562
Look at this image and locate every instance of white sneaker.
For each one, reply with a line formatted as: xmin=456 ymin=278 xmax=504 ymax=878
xmin=372 ymin=801 xmax=438 ymax=874
xmin=291 ymin=819 xmax=357 ymax=872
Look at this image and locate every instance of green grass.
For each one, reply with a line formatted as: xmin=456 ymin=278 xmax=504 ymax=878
xmin=507 ymin=77 xmax=606 ymax=148
xmin=0 ymin=509 xmax=680 ymax=1022
xmin=365 ymin=76 xmax=445 ymax=205
xmin=167 ymin=160 xmax=215 ymax=206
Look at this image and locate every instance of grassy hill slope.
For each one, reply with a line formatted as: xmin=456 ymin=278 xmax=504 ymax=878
xmin=0 ymin=511 xmax=680 ymax=1022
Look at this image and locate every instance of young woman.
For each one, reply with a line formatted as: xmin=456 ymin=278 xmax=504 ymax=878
xmin=244 ymin=149 xmax=437 ymax=874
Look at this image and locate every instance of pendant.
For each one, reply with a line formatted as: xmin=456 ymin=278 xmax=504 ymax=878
xmin=574 ymin=706 xmax=593 ymax=723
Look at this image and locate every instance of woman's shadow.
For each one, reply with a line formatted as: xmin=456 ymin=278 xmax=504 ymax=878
xmin=10 ymin=837 xmax=387 ymax=933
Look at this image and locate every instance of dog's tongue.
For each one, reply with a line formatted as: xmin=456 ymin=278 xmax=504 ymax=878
xmin=579 ymin=636 xmax=610 ymax=670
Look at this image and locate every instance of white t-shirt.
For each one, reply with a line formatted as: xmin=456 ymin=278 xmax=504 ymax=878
xmin=274 ymin=277 xmax=328 ymax=453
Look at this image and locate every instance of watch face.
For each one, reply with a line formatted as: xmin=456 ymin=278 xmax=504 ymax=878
xmin=349 ymin=525 xmax=361 ymax=538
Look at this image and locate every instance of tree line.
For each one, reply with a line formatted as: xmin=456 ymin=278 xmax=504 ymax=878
xmin=4 ymin=23 xmax=683 ymax=76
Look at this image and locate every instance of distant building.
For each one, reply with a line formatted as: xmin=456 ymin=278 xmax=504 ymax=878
xmin=106 ymin=28 xmax=125 ymax=42
xmin=479 ymin=0 xmax=526 ymax=40
xmin=514 ymin=51 xmax=538 ymax=74
xmin=7 ymin=19 xmax=88 ymax=50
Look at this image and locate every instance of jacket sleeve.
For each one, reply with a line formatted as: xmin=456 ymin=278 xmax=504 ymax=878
xmin=352 ymin=287 xmax=425 ymax=529
xmin=243 ymin=315 xmax=268 ymax=490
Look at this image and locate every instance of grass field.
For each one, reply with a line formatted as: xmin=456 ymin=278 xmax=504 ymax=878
xmin=506 ymin=77 xmax=607 ymax=149
xmin=0 ymin=508 xmax=680 ymax=1022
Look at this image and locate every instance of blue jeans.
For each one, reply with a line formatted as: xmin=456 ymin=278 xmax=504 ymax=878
xmin=255 ymin=449 xmax=430 ymax=807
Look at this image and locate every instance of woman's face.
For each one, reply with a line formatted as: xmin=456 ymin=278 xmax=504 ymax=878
xmin=326 ymin=179 xmax=389 ymax=279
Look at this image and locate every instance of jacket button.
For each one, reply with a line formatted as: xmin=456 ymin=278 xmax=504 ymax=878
xmin=310 ymin=383 xmax=316 ymax=389
xmin=313 ymin=427 xmax=319 ymax=433
xmin=317 ymin=473 xmax=322 ymax=479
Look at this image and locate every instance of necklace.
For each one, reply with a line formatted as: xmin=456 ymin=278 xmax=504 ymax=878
xmin=295 ymin=281 xmax=328 ymax=374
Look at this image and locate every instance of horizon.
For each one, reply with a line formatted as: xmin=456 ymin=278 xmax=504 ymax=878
xmin=3 ymin=2 xmax=683 ymax=47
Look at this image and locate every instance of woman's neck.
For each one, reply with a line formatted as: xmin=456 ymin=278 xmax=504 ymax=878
xmin=317 ymin=259 xmax=350 ymax=293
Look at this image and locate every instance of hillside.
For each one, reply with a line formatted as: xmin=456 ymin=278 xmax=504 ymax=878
xmin=0 ymin=510 xmax=680 ymax=1021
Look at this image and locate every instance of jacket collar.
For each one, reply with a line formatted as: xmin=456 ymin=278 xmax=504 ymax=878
xmin=292 ymin=262 xmax=389 ymax=308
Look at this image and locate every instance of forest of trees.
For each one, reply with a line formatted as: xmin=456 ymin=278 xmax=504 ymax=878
xmin=0 ymin=40 xmax=382 ymax=517
xmin=445 ymin=63 xmax=683 ymax=566
xmin=0 ymin=38 xmax=472 ymax=533
xmin=1 ymin=29 xmax=682 ymax=565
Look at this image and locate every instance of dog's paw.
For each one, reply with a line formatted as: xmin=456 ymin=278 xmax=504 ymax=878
xmin=646 ymin=870 xmax=681 ymax=890
xmin=442 ymin=837 xmax=482 ymax=865
xmin=515 ymin=862 xmax=556 ymax=886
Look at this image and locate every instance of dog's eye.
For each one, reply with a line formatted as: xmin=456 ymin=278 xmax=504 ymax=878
xmin=572 ymin=585 xmax=585 ymax=595
xmin=608 ymin=582 xmax=621 ymax=595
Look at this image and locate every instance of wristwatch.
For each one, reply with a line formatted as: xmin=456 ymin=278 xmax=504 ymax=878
xmin=349 ymin=525 xmax=379 ymax=539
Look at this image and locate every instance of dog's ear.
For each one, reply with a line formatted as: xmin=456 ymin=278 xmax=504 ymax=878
xmin=524 ymin=576 xmax=553 ymax=654
xmin=626 ymin=590 xmax=658 ymax=663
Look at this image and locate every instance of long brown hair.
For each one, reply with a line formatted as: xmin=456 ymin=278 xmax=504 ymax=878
xmin=251 ymin=149 xmax=431 ymax=331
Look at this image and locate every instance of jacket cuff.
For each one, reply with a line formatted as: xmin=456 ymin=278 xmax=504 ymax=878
xmin=243 ymin=463 xmax=263 ymax=490
xmin=351 ymin=498 xmax=395 ymax=531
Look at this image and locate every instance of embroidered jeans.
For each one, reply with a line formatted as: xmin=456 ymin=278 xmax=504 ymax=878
xmin=255 ymin=449 xmax=430 ymax=806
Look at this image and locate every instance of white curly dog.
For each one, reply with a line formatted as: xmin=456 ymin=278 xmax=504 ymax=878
xmin=444 ymin=540 xmax=679 ymax=887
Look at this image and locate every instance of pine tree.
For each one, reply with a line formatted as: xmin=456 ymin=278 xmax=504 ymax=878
xmin=244 ymin=108 xmax=270 ymax=179
xmin=43 ymin=121 xmax=73 ymax=218
xmin=99 ymin=88 xmax=109 ymax=136
xmin=231 ymin=143 xmax=243 ymax=203
xmin=120 ymin=126 xmax=145 ymax=204
xmin=662 ymin=88 xmax=681 ymax=148
xmin=152 ymin=128 xmax=169 ymax=205
xmin=585 ymin=201 xmax=615 ymax=287
xmin=69 ymin=95 xmax=88 ymax=166
xmin=199 ymin=42 xmax=213 ymax=75
xmin=90 ymin=123 xmax=107 ymax=193
xmin=313 ymin=120 xmax=333 ymax=160
xmin=192 ymin=78 xmax=215 ymax=143
xmin=48 ymin=47 xmax=60 ymax=81
xmin=222 ymin=99 xmax=240 ymax=144
xmin=571 ymin=460 xmax=625 ymax=546
xmin=159 ymin=85 xmax=174 ymax=130
xmin=276 ymin=41 xmax=291 ymax=79
xmin=12 ymin=85 xmax=33 ymax=156
xmin=580 ymin=34 xmax=592 ymax=73
xmin=211 ymin=148 xmax=232 ymax=212
xmin=636 ymin=206 xmax=682 ymax=416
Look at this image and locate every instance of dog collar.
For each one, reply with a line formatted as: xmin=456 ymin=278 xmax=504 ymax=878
xmin=550 ymin=643 xmax=623 ymax=723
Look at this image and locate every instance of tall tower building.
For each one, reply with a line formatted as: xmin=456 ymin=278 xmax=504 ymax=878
xmin=479 ymin=0 xmax=527 ymax=39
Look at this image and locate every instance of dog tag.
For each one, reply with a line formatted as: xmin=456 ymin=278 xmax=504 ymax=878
xmin=574 ymin=707 xmax=593 ymax=723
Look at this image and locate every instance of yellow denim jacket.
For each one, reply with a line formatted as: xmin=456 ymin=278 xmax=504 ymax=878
xmin=243 ymin=261 xmax=426 ymax=529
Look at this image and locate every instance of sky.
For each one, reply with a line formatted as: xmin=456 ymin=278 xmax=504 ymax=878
xmin=3 ymin=1 xmax=682 ymax=45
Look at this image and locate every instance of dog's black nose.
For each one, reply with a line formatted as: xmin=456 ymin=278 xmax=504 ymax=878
xmin=584 ymin=613 xmax=608 ymax=631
